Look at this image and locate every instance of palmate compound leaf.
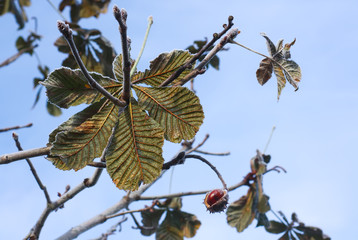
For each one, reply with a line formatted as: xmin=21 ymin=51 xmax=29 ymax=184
xmin=133 ymin=86 xmax=204 ymax=143
xmin=41 ymin=67 xmax=122 ymax=108
xmin=156 ymin=210 xmax=201 ymax=240
xmin=48 ymin=99 xmax=120 ymax=170
xmin=131 ymin=50 xmax=194 ymax=87
xmin=105 ymin=99 xmax=165 ymax=191
xmin=259 ymin=33 xmax=302 ymax=100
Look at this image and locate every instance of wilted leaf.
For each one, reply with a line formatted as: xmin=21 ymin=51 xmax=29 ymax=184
xmin=295 ymin=225 xmax=330 ymax=240
xmin=49 ymin=100 xmax=119 ymax=170
xmin=134 ymin=86 xmax=204 ymax=143
xmin=140 ymin=209 xmax=165 ymax=236
xmin=265 ymin=220 xmax=287 ymax=234
xmin=105 ymin=100 xmax=164 ymax=191
xmin=156 ymin=210 xmax=201 ymax=240
xmin=42 ymin=67 xmax=121 ymax=108
xmin=276 ymin=58 xmax=301 ymax=90
xmin=131 ymin=50 xmax=194 ymax=87
xmin=47 ymin=101 xmax=62 ymax=116
xmin=256 ymin=213 xmax=270 ymax=228
xmin=256 ymin=57 xmax=273 ymax=85
xmin=112 ymin=54 xmax=135 ymax=82
xmin=227 ymin=188 xmax=256 ymax=232
xmin=260 ymin=34 xmax=302 ymax=100
xmin=167 ymin=197 xmax=183 ymax=210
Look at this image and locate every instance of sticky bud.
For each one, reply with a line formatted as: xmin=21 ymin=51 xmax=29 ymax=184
xmin=204 ymin=189 xmax=228 ymax=213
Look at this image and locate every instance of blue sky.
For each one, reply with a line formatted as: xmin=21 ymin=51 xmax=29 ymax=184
xmin=1 ymin=0 xmax=357 ymax=239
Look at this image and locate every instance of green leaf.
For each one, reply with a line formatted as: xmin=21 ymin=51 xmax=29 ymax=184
xmin=131 ymin=50 xmax=194 ymax=86
xmin=105 ymin=100 xmax=164 ymax=191
xmin=47 ymin=101 xmax=62 ymax=116
xmin=49 ymin=100 xmax=120 ymax=170
xmin=227 ymin=188 xmax=256 ymax=232
xmin=156 ymin=210 xmax=201 ymax=240
xmin=167 ymin=197 xmax=182 ymax=210
xmin=294 ymin=225 xmax=330 ymax=240
xmin=112 ymin=54 xmax=124 ymax=82
xmin=134 ymin=86 xmax=204 ymax=143
xmin=42 ymin=67 xmax=122 ymax=108
xmin=54 ymin=28 xmax=116 ymax=78
xmin=265 ymin=221 xmax=287 ymax=234
xmin=256 ymin=213 xmax=270 ymax=228
xmin=59 ymin=0 xmax=110 ymax=23
xmin=140 ymin=209 xmax=165 ymax=236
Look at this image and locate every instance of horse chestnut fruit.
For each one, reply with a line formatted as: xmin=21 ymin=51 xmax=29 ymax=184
xmin=204 ymin=189 xmax=228 ymax=213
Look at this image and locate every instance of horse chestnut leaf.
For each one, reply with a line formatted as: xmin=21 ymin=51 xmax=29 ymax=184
xmin=204 ymin=189 xmax=228 ymax=213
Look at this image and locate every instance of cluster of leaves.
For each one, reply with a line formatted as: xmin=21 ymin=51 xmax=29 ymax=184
xmin=226 ymin=151 xmax=271 ymax=232
xmin=42 ymin=49 xmax=204 ymax=190
xmin=186 ymin=39 xmax=220 ymax=70
xmin=54 ymin=23 xmax=117 ymax=78
xmin=140 ymin=198 xmax=201 ymax=240
xmin=15 ymin=31 xmax=41 ymax=55
xmin=265 ymin=212 xmax=331 ymax=240
xmin=0 ymin=0 xmax=31 ymax=29
xmin=256 ymin=33 xmax=302 ymax=100
xmin=58 ymin=0 xmax=111 ymax=23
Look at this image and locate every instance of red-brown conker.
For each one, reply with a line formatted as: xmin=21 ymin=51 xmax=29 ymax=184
xmin=204 ymin=189 xmax=229 ymax=213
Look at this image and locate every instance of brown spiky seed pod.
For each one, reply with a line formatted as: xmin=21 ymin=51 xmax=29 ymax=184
xmin=204 ymin=189 xmax=229 ymax=213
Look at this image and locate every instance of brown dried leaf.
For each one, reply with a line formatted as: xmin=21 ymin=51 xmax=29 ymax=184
xmin=256 ymin=57 xmax=273 ymax=86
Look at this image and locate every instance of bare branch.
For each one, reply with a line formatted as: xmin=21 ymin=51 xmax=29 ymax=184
xmin=0 ymin=45 xmax=38 ymax=68
xmin=174 ymin=28 xmax=240 ymax=86
xmin=106 ymin=200 xmax=158 ymax=220
xmin=56 ymin=21 xmax=126 ymax=107
xmin=186 ymin=133 xmax=209 ymax=154
xmin=12 ymin=133 xmax=51 ymax=204
xmin=159 ymin=16 xmax=234 ymax=87
xmin=0 ymin=146 xmax=51 ymax=164
xmin=56 ymin=178 xmax=159 ymax=240
xmin=0 ymin=123 xmax=33 ymax=133
xmin=193 ymin=149 xmax=230 ymax=156
xmin=113 ymin=6 xmax=131 ymax=103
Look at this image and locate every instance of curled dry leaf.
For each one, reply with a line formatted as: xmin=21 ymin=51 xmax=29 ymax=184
xmin=256 ymin=57 xmax=273 ymax=86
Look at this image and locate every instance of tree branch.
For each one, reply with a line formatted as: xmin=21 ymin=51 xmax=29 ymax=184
xmin=113 ymin=6 xmax=131 ymax=103
xmin=174 ymin=28 xmax=239 ymax=86
xmin=0 ymin=45 xmax=38 ymax=68
xmin=0 ymin=146 xmax=51 ymax=164
xmin=159 ymin=16 xmax=234 ymax=87
xmin=12 ymin=133 xmax=51 ymax=204
xmin=0 ymin=123 xmax=33 ymax=133
xmin=56 ymin=21 xmax=126 ymax=107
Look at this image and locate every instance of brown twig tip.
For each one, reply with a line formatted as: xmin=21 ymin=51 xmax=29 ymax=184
xmin=113 ymin=6 xmax=127 ymax=26
xmin=228 ymin=15 xmax=234 ymax=23
xmin=57 ymin=21 xmax=72 ymax=39
xmin=12 ymin=132 xmax=18 ymax=140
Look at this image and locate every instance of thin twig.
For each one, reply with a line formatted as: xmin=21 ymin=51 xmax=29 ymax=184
xmin=12 ymin=133 xmax=51 ymax=204
xmin=113 ymin=6 xmax=131 ymax=103
xmin=186 ymin=134 xmax=209 ymax=154
xmin=106 ymin=200 xmax=158 ymax=220
xmin=193 ymin=149 xmax=230 ymax=156
xmin=56 ymin=21 xmax=126 ymax=107
xmin=264 ymin=165 xmax=287 ymax=175
xmin=130 ymin=16 xmax=153 ymax=77
xmin=263 ymin=126 xmax=276 ymax=154
xmin=174 ymin=28 xmax=239 ymax=86
xmin=0 ymin=123 xmax=33 ymax=133
xmin=185 ymin=154 xmax=227 ymax=189
xmin=45 ymin=0 xmax=68 ymax=21
xmin=159 ymin=16 xmax=234 ymax=87
xmin=0 ymin=45 xmax=38 ymax=68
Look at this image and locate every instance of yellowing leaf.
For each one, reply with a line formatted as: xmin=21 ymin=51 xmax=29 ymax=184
xmin=273 ymin=63 xmax=286 ymax=100
xmin=49 ymin=100 xmax=120 ymax=170
xmin=134 ymin=86 xmax=204 ymax=143
xmin=227 ymin=188 xmax=256 ymax=232
xmin=42 ymin=67 xmax=122 ymax=108
xmin=131 ymin=50 xmax=194 ymax=87
xmin=105 ymin=100 xmax=164 ymax=191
